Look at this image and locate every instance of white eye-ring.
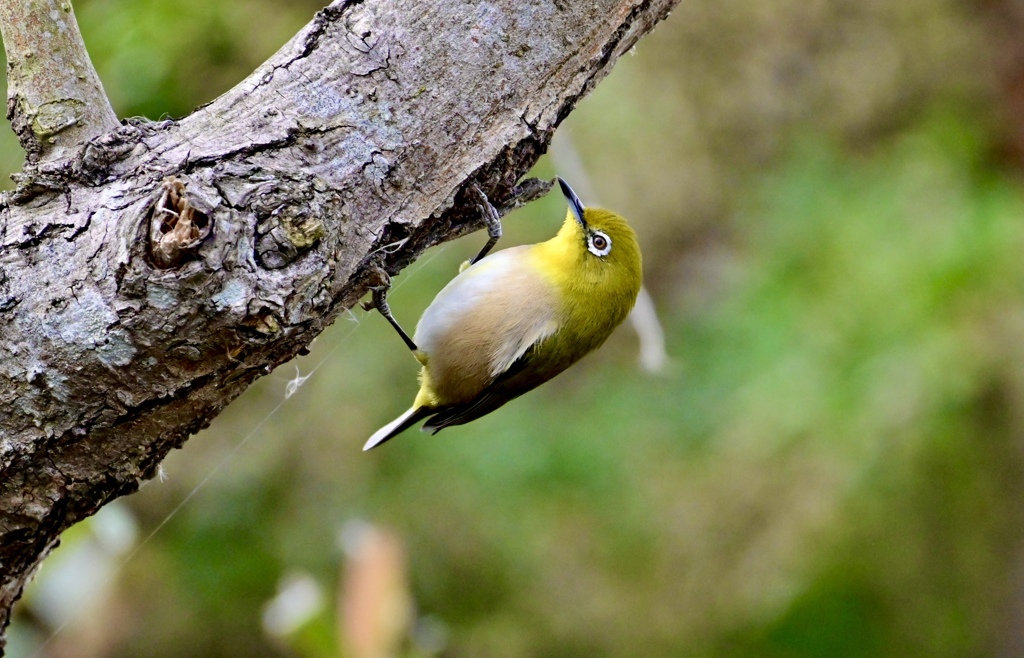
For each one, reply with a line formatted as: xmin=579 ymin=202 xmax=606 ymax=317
xmin=587 ymin=230 xmax=612 ymax=257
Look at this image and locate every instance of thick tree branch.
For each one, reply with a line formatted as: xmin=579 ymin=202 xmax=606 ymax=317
xmin=0 ymin=0 xmax=680 ymax=647
xmin=0 ymin=0 xmax=119 ymax=163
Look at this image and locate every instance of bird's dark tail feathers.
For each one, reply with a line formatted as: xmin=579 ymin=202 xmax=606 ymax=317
xmin=363 ymin=406 xmax=433 ymax=451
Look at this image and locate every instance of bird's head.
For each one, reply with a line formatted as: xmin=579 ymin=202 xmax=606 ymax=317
xmin=529 ymin=177 xmax=643 ymax=326
xmin=553 ymin=176 xmax=642 ymax=288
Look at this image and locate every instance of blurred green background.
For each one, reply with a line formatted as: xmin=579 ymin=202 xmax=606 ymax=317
xmin=7 ymin=0 xmax=1024 ymax=656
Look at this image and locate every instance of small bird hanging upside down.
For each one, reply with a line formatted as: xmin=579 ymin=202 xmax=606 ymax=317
xmin=364 ymin=177 xmax=642 ymax=450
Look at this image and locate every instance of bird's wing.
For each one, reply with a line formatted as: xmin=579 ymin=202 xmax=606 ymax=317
xmin=488 ymin=316 xmax=559 ymax=378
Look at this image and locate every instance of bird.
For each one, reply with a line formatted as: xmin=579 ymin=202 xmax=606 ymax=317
xmin=363 ymin=177 xmax=642 ymax=451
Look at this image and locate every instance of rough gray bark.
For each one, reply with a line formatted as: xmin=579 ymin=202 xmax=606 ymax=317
xmin=0 ymin=0 xmax=680 ymax=647
xmin=0 ymin=0 xmax=119 ymax=163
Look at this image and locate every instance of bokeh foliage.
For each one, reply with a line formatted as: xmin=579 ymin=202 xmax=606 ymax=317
xmin=4 ymin=0 xmax=1024 ymax=656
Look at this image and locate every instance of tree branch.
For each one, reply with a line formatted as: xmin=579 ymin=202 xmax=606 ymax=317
xmin=0 ymin=0 xmax=119 ymax=163
xmin=0 ymin=0 xmax=680 ymax=647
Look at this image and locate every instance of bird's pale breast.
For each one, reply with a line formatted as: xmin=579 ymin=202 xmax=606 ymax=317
xmin=414 ymin=247 xmax=559 ymax=405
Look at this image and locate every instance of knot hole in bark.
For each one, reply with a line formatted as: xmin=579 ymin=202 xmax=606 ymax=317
xmin=254 ymin=202 xmax=326 ymax=270
xmin=148 ymin=178 xmax=212 ymax=269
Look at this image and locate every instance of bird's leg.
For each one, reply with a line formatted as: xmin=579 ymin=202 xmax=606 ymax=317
xmin=467 ymin=183 xmax=503 ymax=267
xmin=361 ymin=265 xmax=418 ymax=352
xmin=372 ymin=286 xmax=418 ymax=352
xmin=460 ymin=178 xmax=553 ymax=272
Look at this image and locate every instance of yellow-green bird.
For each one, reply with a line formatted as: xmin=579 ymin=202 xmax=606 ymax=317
xmin=364 ymin=177 xmax=642 ymax=450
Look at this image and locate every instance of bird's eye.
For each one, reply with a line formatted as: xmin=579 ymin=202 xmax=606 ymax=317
xmin=587 ymin=231 xmax=612 ymax=257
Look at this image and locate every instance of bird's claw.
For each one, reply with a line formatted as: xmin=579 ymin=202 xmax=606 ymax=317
xmin=467 ymin=183 xmax=502 ymax=266
xmin=362 ymin=261 xmax=417 ymax=351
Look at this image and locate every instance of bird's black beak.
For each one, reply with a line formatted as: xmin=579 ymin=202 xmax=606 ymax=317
xmin=557 ymin=177 xmax=587 ymax=229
